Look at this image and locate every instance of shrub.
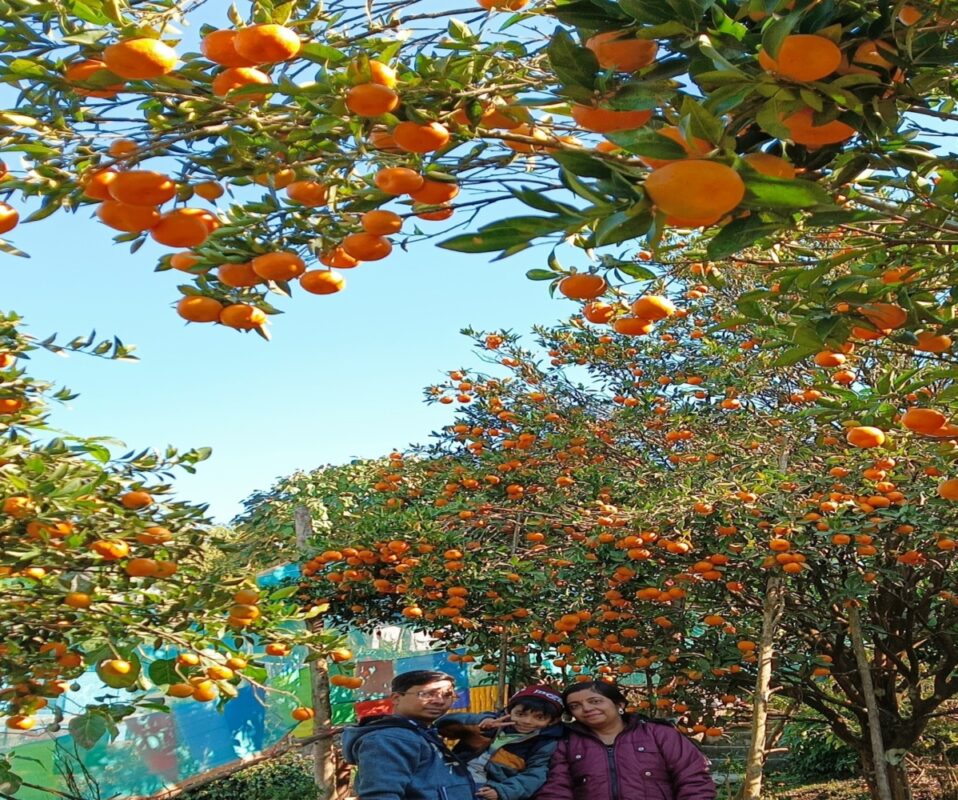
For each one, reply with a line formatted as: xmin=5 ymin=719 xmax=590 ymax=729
xmin=179 ymin=753 xmax=320 ymax=800
xmin=777 ymin=722 xmax=859 ymax=781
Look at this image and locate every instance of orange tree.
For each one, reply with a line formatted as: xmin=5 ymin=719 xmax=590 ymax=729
xmin=0 ymin=315 xmax=337 ymax=793
xmin=0 ymin=0 xmax=955 ymax=348
xmin=236 ymin=259 xmax=958 ymax=800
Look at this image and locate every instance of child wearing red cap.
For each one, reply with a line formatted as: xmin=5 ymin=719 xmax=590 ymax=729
xmin=437 ymin=685 xmax=565 ymax=800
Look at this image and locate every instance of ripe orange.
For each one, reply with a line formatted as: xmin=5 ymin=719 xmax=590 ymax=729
xmin=583 ymin=301 xmax=615 ymax=324
xmin=219 ymin=304 xmax=267 ymax=330
xmin=192 ymin=681 xmax=219 ymax=702
xmin=393 ymin=121 xmax=450 ymax=153
xmin=102 ymin=38 xmax=178 ymax=80
xmin=252 ymin=169 xmax=295 ymax=189
xmin=121 ymin=490 xmax=153 ymax=509
xmin=138 ymin=526 xmax=173 ymax=544
xmin=285 ymin=181 xmax=328 ymax=207
xmin=631 ymin=295 xmax=675 ymax=321
xmin=939 ymin=479 xmax=958 ymax=500
xmin=368 ymin=127 xmax=401 ymax=152
xmin=91 ymin=539 xmax=130 ymax=560
xmin=585 ymin=31 xmax=657 ymax=72
xmin=234 ymin=24 xmax=301 ymax=64
xmin=96 ymin=201 xmax=161 ymax=233
xmin=349 ymin=59 xmax=397 ymax=88
xmin=342 ymin=232 xmax=392 ymax=261
xmin=858 ymin=302 xmax=907 ymax=330
xmin=478 ymin=0 xmax=529 ymax=9
xmin=329 ymin=674 xmax=364 ymax=688
xmin=415 ymin=205 xmax=454 ymax=221
xmin=251 ymin=251 xmax=306 ymax=282
xmin=813 ymin=351 xmax=845 ymax=368
xmin=201 ymin=30 xmax=257 ymax=67
xmin=194 ymin=181 xmax=225 ymax=201
xmin=3 ymin=496 xmax=34 ymax=518
xmin=211 ymin=67 xmax=270 ymax=101
xmin=64 ymin=59 xmax=123 ymax=97
xmin=846 ymin=426 xmax=885 ymax=449
xmin=108 ymin=139 xmax=138 ymax=158
xmin=108 ymin=170 xmax=176 ymax=206
xmin=346 ymin=83 xmax=399 ymax=117
xmin=409 ymin=179 xmax=459 ymax=205
xmin=743 ymin=152 xmax=796 ymax=179
xmin=292 ymin=706 xmax=315 ymax=721
xmin=6 ymin=715 xmax=36 ymax=731
xmin=644 ymin=160 xmax=745 ymax=222
xmin=167 ymin=683 xmax=195 ymax=698
xmin=898 ymin=5 xmax=922 ymax=24
xmin=361 ymin=210 xmax=403 ymax=235
xmin=81 ymin=168 xmax=118 ymax=200
xmin=571 ymin=104 xmax=652 ymax=134
xmin=151 ymin=210 xmax=211 ymax=248
xmin=300 ymin=270 xmax=346 ymax=295
xmin=217 ymin=262 xmax=261 ymax=288
xmin=915 ymin=331 xmax=952 ymax=353
xmin=757 ymin=35 xmax=841 ymax=82
xmin=177 ymin=296 xmax=225 ymax=323
xmin=126 ymin=557 xmax=159 ymax=577
xmin=558 ymin=274 xmax=606 ymax=300
xmin=0 ymin=203 xmax=19 ymax=235
xmin=639 ymin=126 xmax=710 ymax=169
xmin=265 ymin=642 xmax=290 ymax=656
xmin=374 ymin=167 xmax=424 ymax=195
xmin=64 ymin=592 xmax=92 ymax=609
xmin=852 ymin=40 xmax=896 ymax=70
xmin=613 ymin=317 xmax=654 ymax=336
xmin=901 ymin=407 xmax=947 ymax=434
xmin=781 ymin=108 xmax=855 ymax=147
xmin=320 ymin=246 xmax=361 ymax=268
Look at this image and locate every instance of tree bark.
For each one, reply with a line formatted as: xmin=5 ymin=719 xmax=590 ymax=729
xmin=847 ymin=604 xmax=897 ymax=800
xmin=295 ymin=505 xmax=337 ymax=800
xmin=739 ymin=574 xmax=784 ymax=800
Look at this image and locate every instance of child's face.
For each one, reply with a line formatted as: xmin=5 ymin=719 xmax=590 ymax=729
xmin=509 ymin=705 xmax=557 ymax=733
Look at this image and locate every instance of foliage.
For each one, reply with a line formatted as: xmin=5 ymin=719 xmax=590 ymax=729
xmin=177 ymin=753 xmax=320 ymax=800
xmin=777 ymin=720 xmax=860 ymax=781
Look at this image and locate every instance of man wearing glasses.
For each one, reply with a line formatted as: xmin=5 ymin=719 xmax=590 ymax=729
xmin=342 ymin=670 xmax=476 ymax=800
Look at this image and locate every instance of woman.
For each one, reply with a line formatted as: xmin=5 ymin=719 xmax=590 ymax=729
xmin=535 ymin=681 xmax=716 ymax=800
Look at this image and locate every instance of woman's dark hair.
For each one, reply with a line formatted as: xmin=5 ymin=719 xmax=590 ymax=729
xmin=507 ymin=696 xmax=563 ymax=719
xmin=391 ymin=669 xmax=456 ymax=694
xmin=562 ymin=680 xmax=628 ymax=709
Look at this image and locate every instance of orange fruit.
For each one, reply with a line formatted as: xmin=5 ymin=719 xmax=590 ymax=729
xmin=300 ymin=270 xmax=346 ymax=295
xmin=6 ymin=715 xmax=36 ymax=731
xmin=126 ymin=558 xmax=158 ymax=577
xmin=478 ymin=0 xmax=529 ymax=8
xmin=234 ymin=24 xmax=301 ymax=64
xmin=631 ymin=295 xmax=675 ymax=321
xmin=571 ymin=104 xmax=652 ymax=134
xmin=859 ymin=302 xmax=907 ymax=330
xmin=415 ymin=205 xmax=454 ymax=221
xmin=503 ymin=123 xmax=548 ymax=153
xmin=138 ymin=526 xmax=173 ymax=544
xmin=342 ymin=232 xmax=392 ymax=261
xmin=613 ymin=317 xmax=655 ymax=336
xmin=367 ymin=127 xmax=401 ymax=152
xmin=103 ymin=38 xmax=178 ymax=80
xmin=121 ymin=490 xmax=153 ymax=509
xmin=151 ymin=210 xmax=211 ymax=248
xmin=320 ymin=246 xmax=361 ymax=269
xmin=583 ymin=301 xmax=615 ymax=324
xmin=349 ymin=59 xmax=397 ymax=88
xmin=211 ymin=67 xmax=270 ymax=101
xmin=201 ymin=30 xmax=257 ymax=67
xmin=177 ymin=296 xmax=224 ymax=323
xmin=64 ymin=592 xmax=92 ymax=609
xmin=898 ymin=5 xmax=922 ymax=25
xmin=813 ymin=351 xmax=845 ymax=368
xmin=346 ymin=83 xmax=399 ymax=117
xmin=361 ymin=210 xmax=403 ymax=235
xmin=108 ymin=139 xmax=138 ymax=158
xmin=374 ymin=167 xmax=424 ymax=195
xmin=219 ymin=304 xmax=267 ymax=330
xmin=252 ymin=169 xmax=295 ymax=189
xmin=168 ymin=683 xmax=195 ymax=698
xmin=901 ymin=407 xmax=947 ymax=434
xmin=192 ymin=681 xmax=218 ymax=702
xmin=742 ymin=152 xmax=796 ymax=179
xmin=169 ymin=252 xmax=201 ymax=272
xmin=757 ymin=35 xmax=841 ymax=82
xmin=285 ymin=181 xmax=328 ymax=206
xmin=846 ymin=426 xmax=885 ymax=449
xmin=393 ymin=121 xmax=450 ymax=153
xmin=81 ymin=168 xmax=118 ymax=200
xmin=252 ymin=251 xmax=306 ymax=282
xmin=265 ymin=642 xmax=290 ymax=656
xmin=194 ymin=181 xmax=225 ymax=201
xmin=91 ymin=539 xmax=130 ymax=560
xmin=292 ymin=706 xmax=315 ymax=721
xmin=781 ymin=108 xmax=855 ymax=147
xmin=329 ymin=674 xmax=364 ymax=688
xmin=217 ymin=262 xmax=261 ymax=288
xmin=639 ymin=126 xmax=711 ymax=169
xmin=3 ymin=496 xmax=34 ymax=518
xmin=915 ymin=331 xmax=952 ymax=353
xmin=585 ymin=31 xmax=657 ymax=72
xmin=938 ymin=479 xmax=958 ymax=500
xmin=852 ymin=40 xmax=896 ymax=70
xmin=558 ymin=274 xmax=606 ymax=300
xmin=64 ymin=59 xmax=123 ymax=97
xmin=0 ymin=203 xmax=19 ymax=235
xmin=645 ymin=160 xmax=745 ymax=221
xmin=108 ymin=170 xmax=176 ymax=206
xmin=95 ymin=201 xmax=161 ymax=233
xmin=409 ymin=179 xmax=459 ymax=205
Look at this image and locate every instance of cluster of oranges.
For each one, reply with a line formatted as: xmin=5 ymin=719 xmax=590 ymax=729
xmin=163 ymin=647 xmax=251 ymax=704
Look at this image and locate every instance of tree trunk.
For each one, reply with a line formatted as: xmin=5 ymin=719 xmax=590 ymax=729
xmin=295 ymin=505 xmax=337 ymax=800
xmin=859 ymin=748 xmax=913 ymax=800
xmin=847 ymin=605 xmax=896 ymax=800
xmin=738 ymin=574 xmax=784 ymax=800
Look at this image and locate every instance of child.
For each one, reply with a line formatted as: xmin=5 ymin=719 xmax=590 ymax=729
xmin=437 ymin=685 xmax=565 ymax=800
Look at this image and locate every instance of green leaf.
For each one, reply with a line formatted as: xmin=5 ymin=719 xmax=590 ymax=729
xmin=616 ymin=262 xmax=657 ymax=281
xmin=707 ymin=216 xmax=782 ymax=259
xmin=527 ymin=269 xmax=559 ymax=281
xmin=509 ymin=187 xmax=582 ymax=217
xmin=773 ymin=344 xmax=819 ymax=367
xmin=741 ymin=174 xmax=834 ymax=210
xmin=761 ymin=8 xmax=801 ymax=59
xmin=681 ymin=97 xmax=724 ymax=143
xmin=147 ymin=658 xmax=180 ymax=686
xmin=594 ymin=208 xmax=653 ymax=246
xmin=607 ymin=128 xmax=689 ymax=159
xmin=550 ymin=151 xmax=613 ymax=179
xmin=547 ymin=29 xmax=598 ymax=91
xmin=270 ymin=584 xmax=300 ymax=600
xmin=68 ymin=713 xmax=109 ymax=749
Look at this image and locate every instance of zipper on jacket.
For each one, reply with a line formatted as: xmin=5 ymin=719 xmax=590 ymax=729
xmin=605 ymin=745 xmax=619 ymax=800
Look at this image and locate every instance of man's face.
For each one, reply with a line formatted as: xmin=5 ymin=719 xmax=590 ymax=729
xmin=391 ymin=679 xmax=458 ymax=723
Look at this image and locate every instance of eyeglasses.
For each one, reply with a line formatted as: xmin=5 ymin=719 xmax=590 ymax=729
xmin=403 ymin=690 xmax=458 ymax=700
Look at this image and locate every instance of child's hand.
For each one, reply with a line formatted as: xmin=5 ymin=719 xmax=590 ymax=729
xmin=476 ymin=787 xmax=499 ymax=800
xmin=478 ymin=714 xmax=512 ymax=731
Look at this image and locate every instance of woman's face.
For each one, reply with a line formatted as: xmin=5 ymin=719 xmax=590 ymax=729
xmin=564 ymin=688 xmax=623 ymax=729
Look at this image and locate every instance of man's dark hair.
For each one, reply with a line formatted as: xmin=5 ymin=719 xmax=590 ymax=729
xmin=391 ymin=669 xmax=456 ymax=694
xmin=507 ymin=696 xmax=562 ymax=719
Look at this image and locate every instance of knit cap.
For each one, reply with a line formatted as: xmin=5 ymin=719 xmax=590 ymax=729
xmin=507 ymin=685 xmax=564 ymax=714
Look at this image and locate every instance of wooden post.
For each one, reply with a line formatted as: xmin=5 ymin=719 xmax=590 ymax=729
xmin=739 ymin=574 xmax=784 ymax=800
xmin=294 ymin=505 xmax=336 ymax=800
xmin=847 ymin=605 xmax=894 ymax=800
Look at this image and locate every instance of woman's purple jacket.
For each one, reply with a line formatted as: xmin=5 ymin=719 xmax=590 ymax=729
xmin=535 ymin=714 xmax=716 ymax=800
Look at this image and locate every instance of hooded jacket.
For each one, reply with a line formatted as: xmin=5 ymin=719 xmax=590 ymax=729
xmin=535 ymin=714 xmax=716 ymax=800
xmin=341 ymin=715 xmax=476 ymax=800
xmin=436 ymin=712 xmax=565 ymax=800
